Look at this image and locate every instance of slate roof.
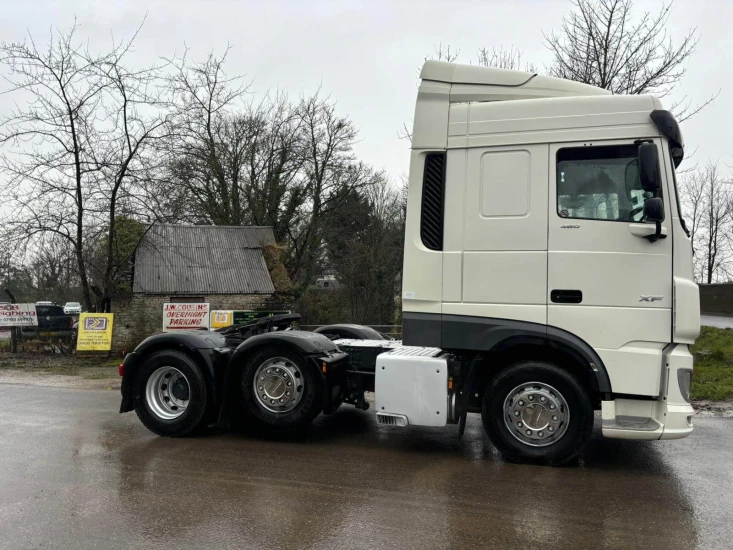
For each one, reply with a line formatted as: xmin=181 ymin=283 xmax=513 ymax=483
xmin=132 ymin=224 xmax=277 ymax=295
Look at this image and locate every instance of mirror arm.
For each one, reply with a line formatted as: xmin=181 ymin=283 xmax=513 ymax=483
xmin=646 ymin=220 xmax=665 ymax=243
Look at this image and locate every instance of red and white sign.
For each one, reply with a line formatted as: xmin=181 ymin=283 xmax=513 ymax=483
xmin=163 ymin=303 xmax=210 ymax=332
xmin=0 ymin=303 xmax=38 ymax=328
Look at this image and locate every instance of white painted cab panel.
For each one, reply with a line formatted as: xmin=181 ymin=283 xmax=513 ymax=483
xmin=402 ymin=149 xmax=443 ymax=314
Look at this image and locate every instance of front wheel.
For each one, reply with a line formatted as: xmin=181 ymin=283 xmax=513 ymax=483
xmin=481 ymin=361 xmax=594 ymax=465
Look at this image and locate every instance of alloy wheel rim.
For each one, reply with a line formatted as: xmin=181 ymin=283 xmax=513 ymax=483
xmin=503 ymin=382 xmax=569 ymax=447
xmin=253 ymin=357 xmax=304 ymax=414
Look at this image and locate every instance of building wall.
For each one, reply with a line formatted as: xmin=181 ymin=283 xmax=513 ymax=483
xmin=112 ymin=293 xmax=290 ymax=352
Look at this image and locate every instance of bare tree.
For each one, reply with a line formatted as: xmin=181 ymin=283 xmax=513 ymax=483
xmin=701 ymin=163 xmax=731 ymax=283
xmin=164 ymin=51 xmax=379 ymax=291
xmin=0 ymin=22 xmax=170 ymax=311
xmin=544 ymin=0 xmax=716 ymax=121
xmin=30 ymin=236 xmax=79 ymax=301
xmin=679 ymin=165 xmax=706 ymax=279
xmin=166 ymin=55 xmax=302 ymax=231
xmin=477 ymin=46 xmax=536 ymax=72
xmin=680 ymin=162 xmax=731 ymax=283
xmin=92 ymin=37 xmax=173 ymax=311
xmin=164 ymin=48 xmax=252 ymax=225
xmin=283 ymin=93 xmax=377 ymax=288
xmin=430 ymin=42 xmax=460 ymax=64
xmin=0 ymin=23 xmax=108 ymax=309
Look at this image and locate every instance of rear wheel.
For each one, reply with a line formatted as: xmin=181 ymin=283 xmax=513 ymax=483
xmin=133 ymin=350 xmax=209 ymax=437
xmin=239 ymin=347 xmax=324 ymax=432
xmin=481 ymin=361 xmax=593 ymax=465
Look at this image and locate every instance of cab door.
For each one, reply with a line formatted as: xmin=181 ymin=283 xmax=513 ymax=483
xmin=547 ymin=139 xmax=672 ymax=396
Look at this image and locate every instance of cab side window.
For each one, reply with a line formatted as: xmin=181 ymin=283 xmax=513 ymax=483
xmin=556 ymin=144 xmax=657 ymax=222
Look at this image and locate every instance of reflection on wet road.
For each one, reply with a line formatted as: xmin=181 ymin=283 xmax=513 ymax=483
xmin=0 ymin=385 xmax=730 ymax=549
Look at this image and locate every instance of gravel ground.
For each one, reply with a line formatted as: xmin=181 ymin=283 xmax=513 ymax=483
xmin=692 ymin=399 xmax=733 ymax=417
xmin=0 ymin=353 xmax=121 ymax=390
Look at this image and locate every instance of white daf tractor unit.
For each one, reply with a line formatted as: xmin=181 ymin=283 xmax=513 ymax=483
xmin=120 ymin=61 xmax=700 ymax=465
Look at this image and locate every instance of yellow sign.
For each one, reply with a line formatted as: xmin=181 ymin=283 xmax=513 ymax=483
xmin=210 ymin=310 xmax=233 ymax=329
xmin=77 ymin=313 xmax=114 ymax=351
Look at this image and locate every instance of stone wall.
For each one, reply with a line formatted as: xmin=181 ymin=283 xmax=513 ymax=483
xmin=112 ymin=293 xmax=290 ymax=352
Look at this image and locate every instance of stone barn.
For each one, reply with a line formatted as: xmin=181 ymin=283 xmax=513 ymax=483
xmin=113 ymin=224 xmax=291 ymax=351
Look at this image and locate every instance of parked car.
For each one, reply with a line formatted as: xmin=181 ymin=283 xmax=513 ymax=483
xmin=21 ymin=304 xmax=75 ymax=338
xmin=63 ymin=302 xmax=82 ymax=315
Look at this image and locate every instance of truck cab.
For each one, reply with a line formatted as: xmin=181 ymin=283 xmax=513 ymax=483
xmin=401 ymin=61 xmax=699 ymax=444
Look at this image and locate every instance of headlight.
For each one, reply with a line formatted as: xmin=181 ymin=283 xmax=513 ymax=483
xmin=677 ymin=368 xmax=692 ymax=403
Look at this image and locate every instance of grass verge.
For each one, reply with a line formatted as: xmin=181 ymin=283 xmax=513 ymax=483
xmin=692 ymin=326 xmax=733 ymax=401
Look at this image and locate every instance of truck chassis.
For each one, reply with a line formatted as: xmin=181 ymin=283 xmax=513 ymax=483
xmin=121 ymin=314 xmax=607 ymax=465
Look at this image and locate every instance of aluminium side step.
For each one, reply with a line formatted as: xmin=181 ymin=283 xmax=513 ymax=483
xmin=602 ymin=415 xmax=663 ymax=440
xmin=601 ymin=399 xmax=665 ymax=440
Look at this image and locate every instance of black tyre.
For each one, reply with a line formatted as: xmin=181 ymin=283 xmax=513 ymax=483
xmin=481 ymin=361 xmax=593 ymax=466
xmin=133 ymin=350 xmax=209 ymax=437
xmin=239 ymin=347 xmax=324 ymax=432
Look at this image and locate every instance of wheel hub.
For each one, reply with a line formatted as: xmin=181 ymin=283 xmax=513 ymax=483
xmin=171 ymin=377 xmax=190 ymax=401
xmin=503 ymin=382 xmax=569 ymax=447
xmin=145 ymin=366 xmax=190 ymax=420
xmin=521 ymin=402 xmax=551 ymax=430
xmin=253 ymin=358 xmax=304 ymax=413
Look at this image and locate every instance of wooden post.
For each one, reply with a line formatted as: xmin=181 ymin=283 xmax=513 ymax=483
xmin=4 ymin=289 xmax=17 ymax=354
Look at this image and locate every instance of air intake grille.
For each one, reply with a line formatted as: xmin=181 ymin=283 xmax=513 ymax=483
xmin=376 ymin=413 xmax=408 ymax=426
xmin=420 ymin=153 xmax=446 ymax=251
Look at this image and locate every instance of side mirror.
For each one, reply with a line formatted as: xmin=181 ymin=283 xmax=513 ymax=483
xmin=643 ymin=197 xmax=664 ymax=222
xmin=638 ymin=143 xmax=661 ymax=193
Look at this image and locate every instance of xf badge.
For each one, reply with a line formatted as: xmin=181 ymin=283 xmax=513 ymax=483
xmin=639 ymin=295 xmax=664 ymax=302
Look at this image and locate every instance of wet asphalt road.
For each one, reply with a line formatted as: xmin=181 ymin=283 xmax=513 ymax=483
xmin=701 ymin=314 xmax=733 ymax=329
xmin=0 ymin=385 xmax=731 ymax=550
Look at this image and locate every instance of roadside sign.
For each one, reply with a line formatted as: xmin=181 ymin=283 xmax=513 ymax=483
xmin=163 ymin=303 xmax=210 ymax=332
xmin=77 ymin=313 xmax=114 ymax=351
xmin=232 ymin=310 xmax=291 ymax=324
xmin=0 ymin=304 xmax=38 ymax=327
xmin=210 ymin=310 xmax=233 ymax=329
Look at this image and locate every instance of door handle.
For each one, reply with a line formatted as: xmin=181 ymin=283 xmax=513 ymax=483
xmin=551 ymin=290 xmax=583 ymax=304
xmin=629 ymin=223 xmax=667 ymax=239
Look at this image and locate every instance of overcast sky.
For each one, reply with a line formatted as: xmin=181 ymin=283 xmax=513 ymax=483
xmin=1 ymin=0 xmax=730 ymax=181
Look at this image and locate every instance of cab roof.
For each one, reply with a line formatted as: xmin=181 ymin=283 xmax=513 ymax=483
xmin=420 ymin=60 xmax=610 ymax=104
